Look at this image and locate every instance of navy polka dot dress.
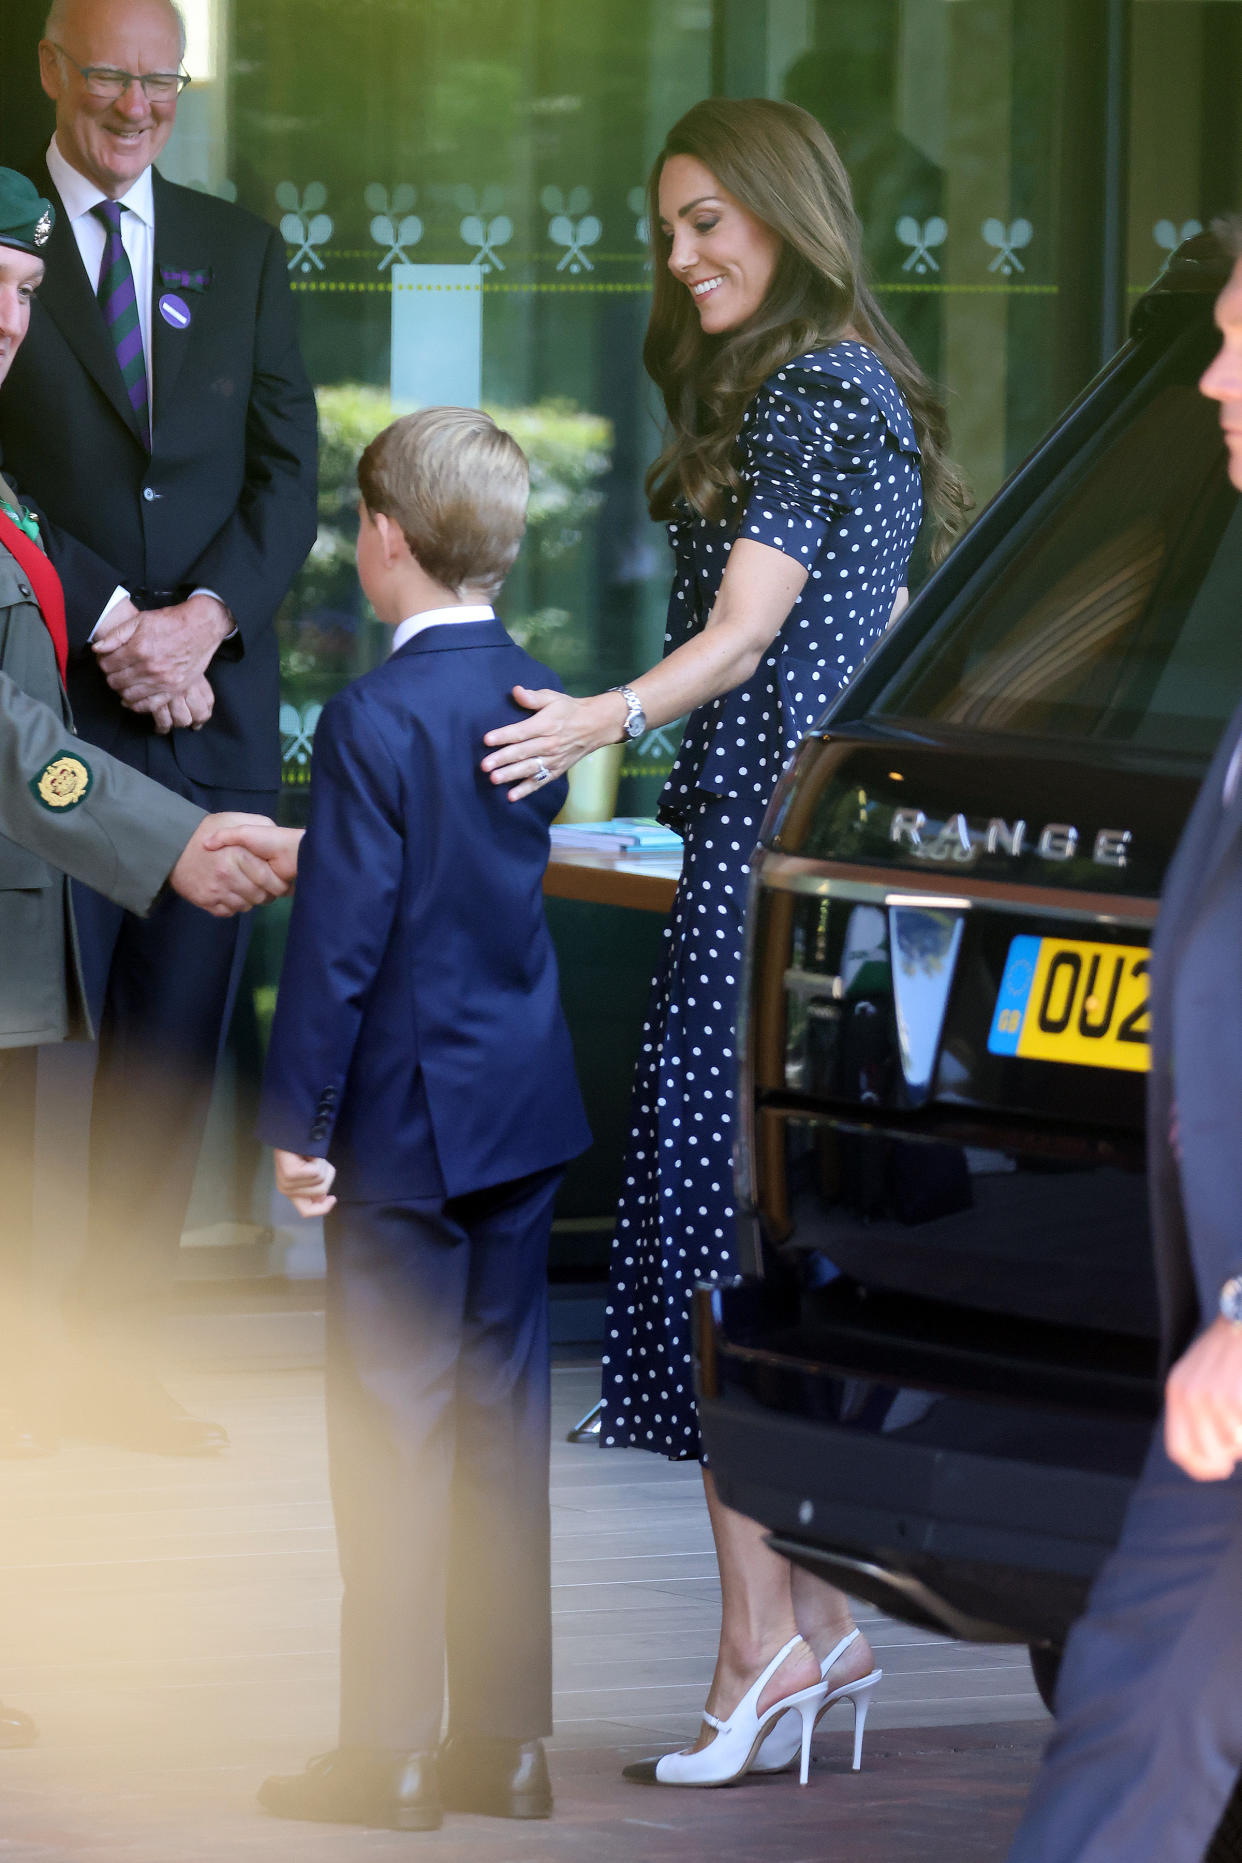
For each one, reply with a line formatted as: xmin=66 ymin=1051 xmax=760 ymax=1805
xmin=601 ymin=342 xmax=923 ymax=1459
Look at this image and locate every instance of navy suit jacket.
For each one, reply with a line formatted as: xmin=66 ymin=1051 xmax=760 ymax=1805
xmin=0 ymin=163 xmax=319 ymax=792
xmin=258 ymin=618 xmax=591 ymax=1203
xmin=1148 ymin=691 xmax=1242 ymax=1365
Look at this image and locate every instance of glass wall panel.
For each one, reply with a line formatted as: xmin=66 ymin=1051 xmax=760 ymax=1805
xmin=731 ymin=1 xmax=1117 ymax=521
xmin=165 ymin=0 xmax=712 ymax=810
xmin=1127 ymin=0 xmax=1242 ymax=300
xmin=149 ymin=0 xmax=1241 ymax=813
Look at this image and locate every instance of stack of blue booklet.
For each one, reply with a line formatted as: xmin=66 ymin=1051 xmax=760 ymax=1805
xmin=549 ymin=817 xmax=683 ymax=856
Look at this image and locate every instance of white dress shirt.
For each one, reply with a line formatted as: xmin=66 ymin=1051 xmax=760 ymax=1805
xmin=390 ymin=604 xmax=495 ymax=653
xmin=47 ymin=137 xmax=155 ymax=398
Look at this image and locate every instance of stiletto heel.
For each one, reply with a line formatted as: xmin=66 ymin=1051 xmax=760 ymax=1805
xmin=850 ymin=1686 xmax=873 ymax=1772
xmin=796 ymin=1697 xmax=817 ymax=1787
xmin=621 ymin=1634 xmax=830 ymax=1788
xmin=752 ymin=1628 xmax=883 ymax=1780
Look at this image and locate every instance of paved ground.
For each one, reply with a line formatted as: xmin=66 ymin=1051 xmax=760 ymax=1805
xmin=0 ymin=1360 xmax=1049 ymax=1861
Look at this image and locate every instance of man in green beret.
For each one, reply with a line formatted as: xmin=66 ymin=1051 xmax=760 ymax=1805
xmin=0 ymin=160 xmax=303 ymax=1745
xmin=0 ymin=162 xmax=300 ymax=1505
xmin=0 ymin=0 xmax=318 ymax=1462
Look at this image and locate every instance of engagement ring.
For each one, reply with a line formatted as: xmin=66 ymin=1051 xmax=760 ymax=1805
xmin=534 ymin=759 xmax=550 ymax=784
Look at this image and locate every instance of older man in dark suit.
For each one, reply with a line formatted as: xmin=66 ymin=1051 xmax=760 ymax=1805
xmin=1007 ymin=215 xmax=1242 ymax=1863
xmin=0 ymin=0 xmax=318 ymax=1453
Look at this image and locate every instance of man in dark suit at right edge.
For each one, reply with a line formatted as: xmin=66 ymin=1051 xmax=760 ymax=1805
xmin=1007 ymin=216 xmax=1242 ymax=1862
xmin=0 ymin=0 xmax=318 ymax=1455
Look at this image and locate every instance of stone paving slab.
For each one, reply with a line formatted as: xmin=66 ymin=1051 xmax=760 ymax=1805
xmin=0 ymin=1721 xmax=1045 ymax=1861
xmin=0 ymin=1359 xmax=1048 ymax=1861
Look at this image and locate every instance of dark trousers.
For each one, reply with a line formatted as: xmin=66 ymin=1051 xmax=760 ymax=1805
xmin=68 ymin=736 xmax=273 ymax=1359
xmin=1008 ymin=1427 xmax=1242 ymax=1862
xmin=325 ymin=1165 xmax=561 ymax=1753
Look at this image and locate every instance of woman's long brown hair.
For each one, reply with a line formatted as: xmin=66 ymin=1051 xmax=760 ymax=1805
xmin=643 ymin=97 xmax=970 ymax=563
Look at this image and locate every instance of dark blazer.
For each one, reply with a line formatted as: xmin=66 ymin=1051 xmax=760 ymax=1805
xmin=258 ymin=619 xmax=591 ymax=1202
xmin=0 ymin=161 xmax=319 ymax=792
xmin=1147 ymin=694 xmax=1242 ymax=1364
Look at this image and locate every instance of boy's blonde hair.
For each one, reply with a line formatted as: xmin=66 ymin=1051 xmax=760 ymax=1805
xmin=357 ymin=406 xmax=529 ymax=599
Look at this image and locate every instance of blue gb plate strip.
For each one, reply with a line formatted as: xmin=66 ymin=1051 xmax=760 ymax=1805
xmin=987 ymin=934 xmax=1042 ymax=1056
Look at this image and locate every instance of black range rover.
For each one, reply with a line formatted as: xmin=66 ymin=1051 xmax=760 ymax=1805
xmin=695 ymin=236 xmax=1239 ymax=1700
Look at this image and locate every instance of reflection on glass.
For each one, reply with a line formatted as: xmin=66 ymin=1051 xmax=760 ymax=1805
xmin=874 ymin=373 xmax=1239 ymax=753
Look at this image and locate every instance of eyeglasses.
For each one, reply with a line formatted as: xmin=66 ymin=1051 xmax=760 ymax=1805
xmin=50 ymin=43 xmax=190 ymax=102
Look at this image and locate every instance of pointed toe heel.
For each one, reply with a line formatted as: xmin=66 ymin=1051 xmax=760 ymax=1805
xmin=620 ymin=1756 xmax=665 ymax=1784
xmin=620 ymin=1634 xmax=833 ymax=1788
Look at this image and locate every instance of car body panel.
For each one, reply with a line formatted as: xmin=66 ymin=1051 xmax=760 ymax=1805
xmin=699 ymin=236 xmax=1238 ymax=1646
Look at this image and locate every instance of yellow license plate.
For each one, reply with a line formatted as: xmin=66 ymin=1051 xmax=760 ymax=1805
xmin=987 ymin=935 xmax=1150 ymax=1073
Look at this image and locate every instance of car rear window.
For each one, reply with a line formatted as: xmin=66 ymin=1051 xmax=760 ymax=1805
xmin=871 ymin=345 xmax=1242 ymax=758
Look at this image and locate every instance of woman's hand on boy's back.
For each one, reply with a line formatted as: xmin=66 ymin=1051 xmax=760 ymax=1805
xmin=274 ymin=1148 xmax=337 ymax=1217
xmin=481 ymin=685 xmax=629 ymax=801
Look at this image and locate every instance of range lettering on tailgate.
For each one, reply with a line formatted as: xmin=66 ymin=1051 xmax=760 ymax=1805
xmin=988 ymin=934 xmax=1150 ymax=1073
xmin=891 ymin=808 xmax=1132 ymax=869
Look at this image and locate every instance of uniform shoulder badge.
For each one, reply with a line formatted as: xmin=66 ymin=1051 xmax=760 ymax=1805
xmin=29 ymin=753 xmax=93 ymax=811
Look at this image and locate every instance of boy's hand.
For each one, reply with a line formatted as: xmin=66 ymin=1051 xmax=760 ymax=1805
xmin=170 ymin=813 xmax=290 ymax=916
xmin=203 ymin=822 xmax=304 ymax=886
xmin=274 ymin=1148 xmax=337 ymax=1217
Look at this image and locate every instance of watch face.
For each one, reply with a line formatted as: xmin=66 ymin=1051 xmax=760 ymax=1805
xmin=626 ymin=710 xmax=647 ymax=740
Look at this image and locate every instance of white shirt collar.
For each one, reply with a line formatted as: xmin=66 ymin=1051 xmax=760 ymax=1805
xmin=47 ymin=136 xmax=156 ymax=227
xmin=390 ymin=604 xmax=494 ymax=655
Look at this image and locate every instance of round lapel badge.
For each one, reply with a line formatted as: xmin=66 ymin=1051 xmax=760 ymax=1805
xmin=158 ymin=292 xmax=192 ymax=331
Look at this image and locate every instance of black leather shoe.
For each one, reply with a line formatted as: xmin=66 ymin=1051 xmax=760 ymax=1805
xmin=0 ymin=1702 xmax=37 ymax=1748
xmin=62 ymin=1377 xmax=228 ymax=1457
xmin=258 ymin=1749 xmax=441 ymax=1830
xmin=440 ymin=1733 xmax=552 ymax=1819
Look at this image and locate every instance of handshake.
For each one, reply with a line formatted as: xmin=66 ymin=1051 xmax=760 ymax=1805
xmin=170 ymin=815 xmax=303 ymax=918
xmin=91 ymin=598 xmax=305 ymax=917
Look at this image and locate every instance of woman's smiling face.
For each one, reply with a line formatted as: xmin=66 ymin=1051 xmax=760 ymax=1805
xmin=658 ymin=153 xmax=782 ymax=336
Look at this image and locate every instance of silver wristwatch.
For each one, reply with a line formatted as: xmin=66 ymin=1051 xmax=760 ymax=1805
xmin=1221 ymin=1275 xmax=1242 ymax=1326
xmin=610 ymin=684 xmax=647 ymax=742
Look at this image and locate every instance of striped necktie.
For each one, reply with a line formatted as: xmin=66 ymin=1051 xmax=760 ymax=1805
xmin=92 ymin=199 xmax=150 ymax=447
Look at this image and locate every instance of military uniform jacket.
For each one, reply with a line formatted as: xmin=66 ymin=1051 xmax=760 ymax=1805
xmin=0 ymin=503 xmax=203 ymax=1047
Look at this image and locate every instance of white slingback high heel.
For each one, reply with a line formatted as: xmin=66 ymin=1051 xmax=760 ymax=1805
xmin=750 ymin=1628 xmax=882 ymax=1777
xmin=622 ymin=1634 xmax=833 ymax=1788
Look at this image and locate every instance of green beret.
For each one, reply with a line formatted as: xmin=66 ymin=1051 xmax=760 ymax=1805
xmin=0 ymin=168 xmax=54 ymax=257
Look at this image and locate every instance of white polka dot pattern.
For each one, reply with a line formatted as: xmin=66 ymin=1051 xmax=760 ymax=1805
xmin=601 ymin=341 xmax=923 ymax=1460
xmin=661 ymin=342 xmax=922 ymax=827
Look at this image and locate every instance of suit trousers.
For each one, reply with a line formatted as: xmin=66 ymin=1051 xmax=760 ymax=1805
xmin=1007 ymin=1426 xmax=1242 ymax=1862
xmin=325 ymin=1166 xmax=561 ymax=1754
xmin=66 ymin=733 xmax=273 ymax=1359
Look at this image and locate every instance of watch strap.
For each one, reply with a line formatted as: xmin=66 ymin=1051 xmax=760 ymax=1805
xmin=609 ymin=684 xmax=646 ymax=740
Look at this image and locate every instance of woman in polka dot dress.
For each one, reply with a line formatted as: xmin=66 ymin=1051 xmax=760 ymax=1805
xmin=483 ymin=97 xmax=967 ymax=1787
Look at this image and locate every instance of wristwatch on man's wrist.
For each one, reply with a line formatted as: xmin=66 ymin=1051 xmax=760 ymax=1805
xmin=1219 ymin=1275 xmax=1242 ymax=1326
xmin=609 ymin=684 xmax=647 ymax=742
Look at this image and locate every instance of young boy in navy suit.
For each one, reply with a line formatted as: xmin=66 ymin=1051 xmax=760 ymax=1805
xmin=255 ymin=408 xmax=590 ymax=1833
